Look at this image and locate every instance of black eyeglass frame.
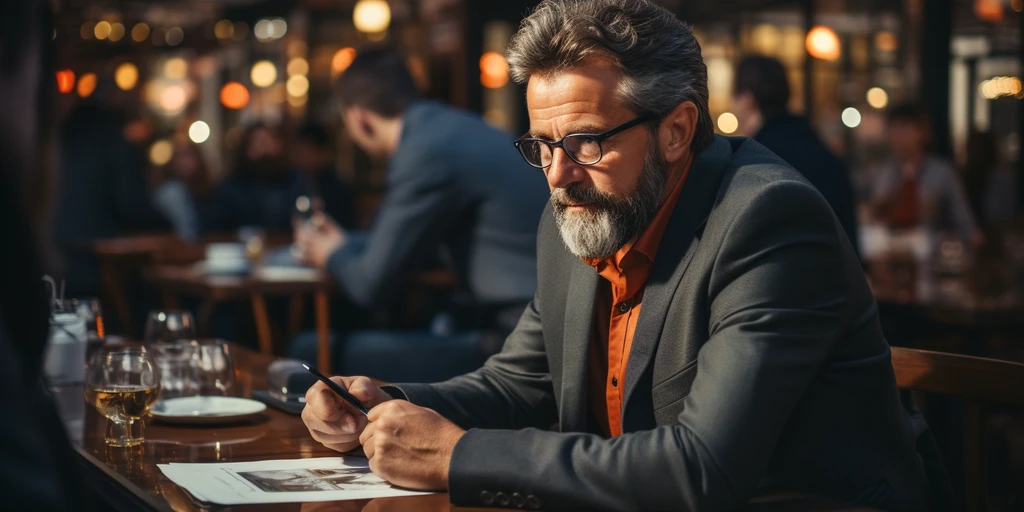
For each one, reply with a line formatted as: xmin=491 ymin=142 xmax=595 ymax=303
xmin=513 ymin=114 xmax=654 ymax=169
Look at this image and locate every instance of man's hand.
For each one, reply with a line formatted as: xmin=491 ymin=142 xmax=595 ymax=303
xmin=359 ymin=400 xmax=466 ymax=491
xmin=294 ymin=212 xmax=345 ymax=269
xmin=301 ymin=376 xmax=393 ymax=453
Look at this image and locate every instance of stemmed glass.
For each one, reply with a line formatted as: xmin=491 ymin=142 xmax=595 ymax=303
xmin=194 ymin=340 xmax=235 ymax=395
xmin=144 ymin=310 xmax=196 ymax=345
xmin=84 ymin=348 xmax=161 ymax=447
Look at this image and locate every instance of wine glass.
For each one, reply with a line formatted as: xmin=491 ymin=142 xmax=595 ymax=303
xmin=84 ymin=348 xmax=160 ymax=447
xmin=150 ymin=342 xmax=200 ymax=401
xmin=144 ymin=310 xmax=196 ymax=345
xmin=194 ymin=340 xmax=235 ymax=395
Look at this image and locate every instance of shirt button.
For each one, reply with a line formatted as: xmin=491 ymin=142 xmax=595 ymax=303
xmin=611 ymin=376 xmax=618 ymax=387
xmin=480 ymin=491 xmax=495 ymax=505
xmin=617 ymin=302 xmax=630 ymax=314
xmin=512 ymin=492 xmax=526 ymax=508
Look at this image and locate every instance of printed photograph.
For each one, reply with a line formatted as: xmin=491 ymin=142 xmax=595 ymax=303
xmin=238 ymin=466 xmax=381 ymax=493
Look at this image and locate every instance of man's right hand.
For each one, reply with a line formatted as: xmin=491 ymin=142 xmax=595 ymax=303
xmin=302 ymin=376 xmax=394 ymax=453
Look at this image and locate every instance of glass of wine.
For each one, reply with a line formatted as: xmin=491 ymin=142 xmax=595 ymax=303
xmin=84 ymin=348 xmax=161 ymax=447
xmin=194 ymin=340 xmax=235 ymax=395
xmin=143 ymin=310 xmax=196 ymax=345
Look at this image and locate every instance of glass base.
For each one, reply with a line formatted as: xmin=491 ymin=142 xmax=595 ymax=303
xmin=105 ymin=436 xmax=144 ymax=447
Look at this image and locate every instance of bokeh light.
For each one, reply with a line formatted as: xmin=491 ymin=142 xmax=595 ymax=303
xmin=286 ymin=75 xmax=310 ymax=97
xmin=866 ymin=87 xmax=889 ymax=109
xmin=77 ymin=73 xmax=97 ymax=98
xmin=56 ymin=70 xmax=75 ymax=94
xmin=149 ymin=140 xmax=174 ymax=166
xmin=189 ymin=121 xmax=211 ymax=144
xmin=480 ymin=52 xmax=509 ymax=89
xmin=132 ymin=23 xmax=150 ymax=42
xmin=331 ymin=48 xmax=358 ymax=77
xmin=115 ymin=62 xmax=139 ymax=90
xmin=81 ymin=21 xmax=96 ymax=40
xmin=109 ymin=23 xmax=125 ymax=42
xmin=874 ymin=31 xmax=898 ymax=53
xmin=806 ymin=26 xmax=840 ymax=62
xmin=842 ymin=107 xmax=862 ymax=128
xmin=354 ymin=0 xmax=392 ymax=34
xmin=165 ymin=27 xmax=184 ymax=46
xmin=94 ymin=21 xmax=112 ymax=40
xmin=718 ymin=112 xmax=739 ymax=134
xmin=220 ymin=82 xmax=250 ymax=109
xmin=214 ymin=20 xmax=234 ymax=39
xmin=164 ymin=57 xmax=188 ymax=80
xmin=980 ymin=76 xmax=1023 ymax=99
xmin=287 ymin=57 xmax=309 ymax=76
xmin=159 ymin=84 xmax=188 ymax=113
xmin=250 ymin=61 xmax=278 ymax=88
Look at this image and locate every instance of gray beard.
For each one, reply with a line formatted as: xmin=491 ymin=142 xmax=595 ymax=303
xmin=551 ymin=147 xmax=667 ymax=259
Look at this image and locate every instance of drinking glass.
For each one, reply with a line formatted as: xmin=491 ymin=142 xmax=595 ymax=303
xmin=143 ymin=310 xmax=196 ymax=345
xmin=194 ymin=340 xmax=235 ymax=395
xmin=84 ymin=348 xmax=160 ymax=447
xmin=150 ymin=342 xmax=200 ymax=400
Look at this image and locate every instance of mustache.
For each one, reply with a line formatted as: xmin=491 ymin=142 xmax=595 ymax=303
xmin=550 ymin=184 xmax=621 ymax=211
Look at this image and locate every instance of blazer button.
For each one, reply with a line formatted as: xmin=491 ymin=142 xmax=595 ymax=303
xmin=496 ymin=492 xmax=510 ymax=506
xmin=511 ymin=492 xmax=526 ymax=508
xmin=617 ymin=302 xmax=630 ymax=314
xmin=526 ymin=495 xmax=542 ymax=510
xmin=479 ymin=491 xmax=495 ymax=505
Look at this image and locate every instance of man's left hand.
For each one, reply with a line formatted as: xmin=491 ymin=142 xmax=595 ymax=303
xmin=358 ymin=400 xmax=466 ymax=491
xmin=294 ymin=213 xmax=345 ymax=269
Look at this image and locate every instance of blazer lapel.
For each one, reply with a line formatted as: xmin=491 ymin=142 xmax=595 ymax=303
xmin=559 ymin=258 xmax=599 ymax=432
xmin=622 ymin=136 xmax=735 ymax=418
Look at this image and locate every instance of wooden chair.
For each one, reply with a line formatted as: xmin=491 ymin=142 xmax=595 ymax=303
xmin=890 ymin=347 xmax=1024 ymax=511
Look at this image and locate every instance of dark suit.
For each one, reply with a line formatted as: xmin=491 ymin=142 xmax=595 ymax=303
xmin=755 ymin=114 xmax=860 ymax=256
xmin=392 ymin=136 xmax=929 ymax=511
xmin=327 ymin=101 xmax=549 ymax=312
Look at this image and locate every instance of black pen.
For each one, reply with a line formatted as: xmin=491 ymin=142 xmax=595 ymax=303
xmin=302 ymin=364 xmax=371 ymax=416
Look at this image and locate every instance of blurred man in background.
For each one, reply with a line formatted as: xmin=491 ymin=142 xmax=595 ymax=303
xmin=732 ymin=55 xmax=859 ymax=254
xmin=293 ymin=46 xmax=548 ymax=381
xmin=870 ymin=103 xmax=979 ymax=245
xmin=291 ymin=122 xmax=357 ymax=230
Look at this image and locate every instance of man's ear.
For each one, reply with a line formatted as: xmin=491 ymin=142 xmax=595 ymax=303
xmin=658 ymin=101 xmax=699 ymax=164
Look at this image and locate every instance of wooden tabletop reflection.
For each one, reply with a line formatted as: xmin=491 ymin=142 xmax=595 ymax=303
xmin=55 ymin=343 xmax=875 ymax=511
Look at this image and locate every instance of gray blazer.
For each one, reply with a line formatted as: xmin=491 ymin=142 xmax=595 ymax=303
xmin=394 ymin=136 xmax=930 ymax=511
xmin=327 ymin=101 xmax=549 ymax=309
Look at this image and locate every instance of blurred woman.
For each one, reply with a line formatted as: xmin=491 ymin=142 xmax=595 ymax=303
xmin=0 ymin=0 xmax=96 ymax=509
xmin=152 ymin=141 xmax=214 ymax=241
xmin=207 ymin=123 xmax=305 ymax=234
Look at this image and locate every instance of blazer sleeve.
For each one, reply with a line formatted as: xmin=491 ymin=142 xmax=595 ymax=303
xmin=326 ymin=153 xmax=460 ymax=308
xmin=440 ymin=179 xmax=849 ymax=511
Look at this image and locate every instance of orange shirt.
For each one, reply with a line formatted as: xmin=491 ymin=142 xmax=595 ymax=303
xmin=583 ymin=156 xmax=693 ymax=437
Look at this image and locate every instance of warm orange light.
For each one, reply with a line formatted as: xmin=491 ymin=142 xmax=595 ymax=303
xmin=806 ymin=26 xmax=840 ymax=62
xmin=220 ymin=82 xmax=250 ymax=110
xmin=479 ymin=51 xmax=509 ymax=89
xmin=56 ymin=70 xmax=75 ymax=94
xmin=975 ymin=0 xmax=1005 ymax=22
xmin=331 ymin=48 xmax=358 ymax=77
xmin=874 ymin=31 xmax=898 ymax=53
xmin=159 ymin=85 xmax=188 ymax=113
xmin=77 ymin=73 xmax=97 ymax=98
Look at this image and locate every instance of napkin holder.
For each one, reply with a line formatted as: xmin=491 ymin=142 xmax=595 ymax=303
xmin=252 ymin=359 xmax=318 ymax=415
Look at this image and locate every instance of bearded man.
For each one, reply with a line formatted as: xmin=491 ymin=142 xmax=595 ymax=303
xmin=300 ymin=1 xmax=930 ymax=510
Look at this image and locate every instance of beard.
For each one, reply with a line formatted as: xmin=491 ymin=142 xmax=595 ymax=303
xmin=550 ymin=145 xmax=668 ymax=259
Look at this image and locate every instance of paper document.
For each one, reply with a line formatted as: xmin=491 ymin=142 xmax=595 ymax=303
xmin=158 ymin=457 xmax=432 ymax=505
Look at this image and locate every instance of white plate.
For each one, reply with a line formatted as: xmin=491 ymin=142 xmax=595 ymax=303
xmin=152 ymin=396 xmax=267 ymax=425
xmin=256 ymin=266 xmax=320 ymax=281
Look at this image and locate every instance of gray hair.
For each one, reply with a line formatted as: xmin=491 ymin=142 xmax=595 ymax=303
xmin=506 ymin=0 xmax=714 ymax=152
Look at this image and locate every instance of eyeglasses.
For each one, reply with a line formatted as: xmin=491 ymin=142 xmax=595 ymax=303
xmin=514 ymin=114 xmax=653 ymax=169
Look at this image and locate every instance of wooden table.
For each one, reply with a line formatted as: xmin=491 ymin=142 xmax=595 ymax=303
xmin=54 ymin=343 xmax=878 ymax=511
xmin=145 ymin=264 xmax=335 ymax=373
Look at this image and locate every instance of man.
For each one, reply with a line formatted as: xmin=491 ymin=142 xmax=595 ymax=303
xmin=871 ymin=103 xmax=979 ymax=245
xmin=291 ymin=122 xmax=357 ymax=230
xmin=295 ymin=47 xmax=548 ymax=378
xmin=732 ymin=55 xmax=859 ymax=255
xmin=301 ymin=2 xmax=929 ymax=510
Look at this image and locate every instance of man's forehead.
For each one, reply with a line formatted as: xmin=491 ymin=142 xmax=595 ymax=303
xmin=525 ymin=58 xmax=627 ymax=134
